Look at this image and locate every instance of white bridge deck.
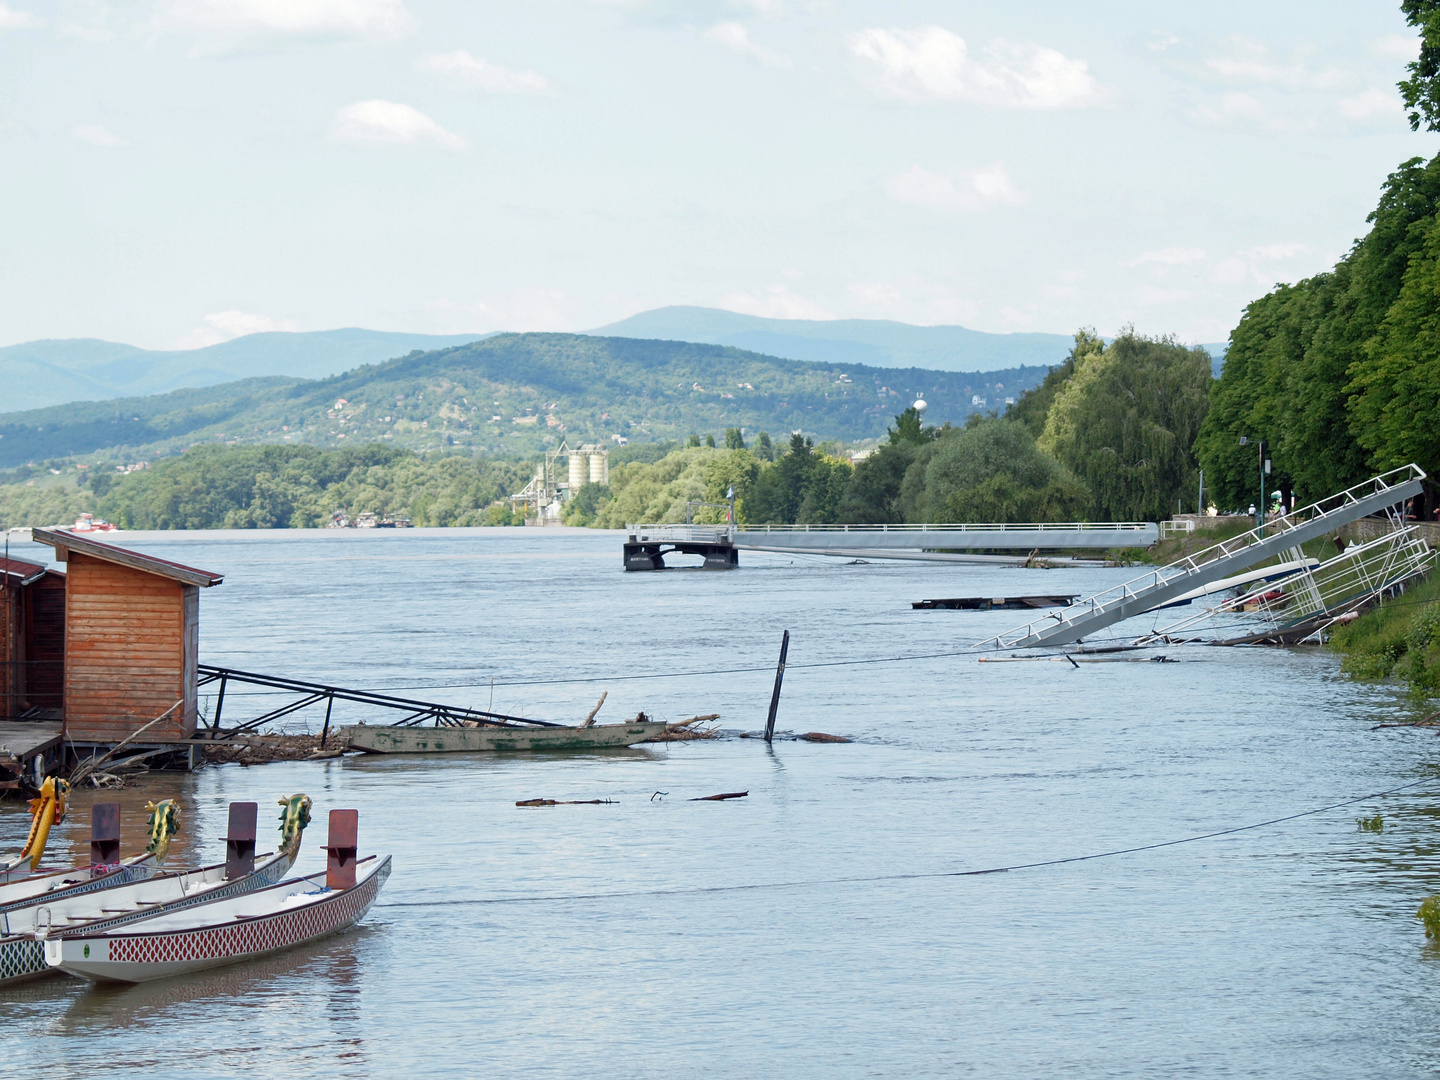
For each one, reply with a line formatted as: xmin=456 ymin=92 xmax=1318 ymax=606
xmin=626 ymin=521 xmax=1159 ymax=552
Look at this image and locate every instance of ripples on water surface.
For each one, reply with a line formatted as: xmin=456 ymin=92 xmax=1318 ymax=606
xmin=3 ymin=527 xmax=1439 ymax=1078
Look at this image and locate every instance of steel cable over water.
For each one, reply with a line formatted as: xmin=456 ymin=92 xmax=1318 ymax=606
xmin=375 ymin=776 xmax=1435 ymax=910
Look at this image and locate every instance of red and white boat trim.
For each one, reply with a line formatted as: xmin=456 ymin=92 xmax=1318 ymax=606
xmin=46 ymin=856 xmax=390 ymax=983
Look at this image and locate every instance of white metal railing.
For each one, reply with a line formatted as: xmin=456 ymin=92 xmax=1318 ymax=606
xmin=976 ymin=463 xmax=1428 ymax=649
xmin=627 ymin=525 xmax=732 ymax=543
xmin=628 ymin=521 xmax=1152 ymax=535
xmin=1142 ymin=527 xmax=1436 ymax=642
xmin=1159 ymin=520 xmax=1197 ymax=536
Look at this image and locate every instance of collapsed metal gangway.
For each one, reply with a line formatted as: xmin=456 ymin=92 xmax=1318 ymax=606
xmin=197 ymin=665 xmax=558 ymax=742
xmin=975 ymin=465 xmax=1427 ymax=650
xmin=1136 ymin=525 xmax=1435 ymax=645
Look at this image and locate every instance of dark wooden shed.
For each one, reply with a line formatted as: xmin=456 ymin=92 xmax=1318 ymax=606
xmin=29 ymin=529 xmax=223 ymax=745
xmin=1 ymin=556 xmax=66 ymax=720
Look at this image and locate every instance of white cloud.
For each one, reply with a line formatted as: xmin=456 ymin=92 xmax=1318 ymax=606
xmin=1128 ymin=247 xmax=1205 ymax=267
xmin=1202 ymin=39 xmax=1349 ymax=92
xmin=1133 ymin=285 xmax=1191 ymax=307
xmin=0 ymin=3 xmax=42 ymax=29
xmin=719 ymin=284 xmax=834 ymax=320
xmin=73 ymin=124 xmax=126 ymax=147
xmin=166 ymin=0 xmax=411 ymax=40
xmin=331 ymin=100 xmax=465 ymax=149
xmin=704 ymin=22 xmax=792 ymax=69
xmin=1185 ymin=91 xmax=1266 ymax=128
xmin=175 ymin=310 xmax=298 ymax=349
xmin=885 ymin=163 xmax=1025 ymax=212
xmin=425 ymin=289 xmax=575 ymax=333
xmin=729 ymin=0 xmax=783 ymax=16
xmin=1210 ymin=243 xmax=1312 ymax=286
xmin=1372 ymin=35 xmax=1421 ymax=61
xmin=418 ymin=50 xmax=551 ymax=94
xmin=1148 ymin=34 xmax=1180 ymax=52
xmin=849 ymin=27 xmax=1101 ymax=109
xmin=1243 ymin=243 xmax=1308 ymax=261
xmin=1339 ymin=88 xmax=1405 ymax=121
xmin=847 ymin=279 xmax=978 ymax=325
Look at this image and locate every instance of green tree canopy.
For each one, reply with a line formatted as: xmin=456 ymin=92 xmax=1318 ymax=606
xmin=1038 ymin=330 xmax=1211 ymax=520
xmin=1401 ymin=0 xmax=1440 ymax=131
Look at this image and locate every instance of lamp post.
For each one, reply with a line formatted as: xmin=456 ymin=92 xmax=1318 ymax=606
xmin=1240 ymin=436 xmax=1270 ymax=536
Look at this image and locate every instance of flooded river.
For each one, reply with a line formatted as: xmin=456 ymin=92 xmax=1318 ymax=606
xmin=2 ymin=527 xmax=1438 ymax=1078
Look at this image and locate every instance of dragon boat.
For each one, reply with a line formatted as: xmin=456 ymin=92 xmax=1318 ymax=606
xmin=48 ymin=809 xmax=390 ymax=984
xmin=343 ymin=716 xmax=668 ymax=753
xmin=0 ymin=795 xmax=312 ymax=986
xmin=0 ymin=784 xmax=156 ymax=906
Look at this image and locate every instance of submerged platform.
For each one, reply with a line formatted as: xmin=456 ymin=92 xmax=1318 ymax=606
xmin=913 ymin=595 xmax=1078 ymax=611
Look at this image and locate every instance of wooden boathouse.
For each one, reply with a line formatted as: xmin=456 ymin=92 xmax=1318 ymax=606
xmin=20 ymin=528 xmax=224 ymax=762
xmin=1 ymin=555 xmax=68 ymax=785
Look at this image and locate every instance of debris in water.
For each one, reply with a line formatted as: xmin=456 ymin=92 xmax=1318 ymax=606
xmin=516 ymin=798 xmax=615 ymax=807
xmin=1418 ymin=895 xmax=1440 ymax=939
xmin=799 ymin=732 xmax=851 ymax=743
xmin=1356 ymin=814 xmax=1384 ymax=833
xmin=690 ymin=791 xmax=748 ymax=801
xmin=650 ymin=714 xmax=722 ymax=742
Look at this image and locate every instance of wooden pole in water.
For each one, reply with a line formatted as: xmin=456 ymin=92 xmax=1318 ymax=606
xmin=764 ymin=630 xmax=790 ymax=743
xmin=319 ymin=695 xmax=334 ymax=749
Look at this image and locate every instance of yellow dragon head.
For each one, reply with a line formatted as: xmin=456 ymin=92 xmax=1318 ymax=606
xmin=277 ymin=793 xmax=312 ymax=856
xmin=143 ymin=799 xmax=182 ymax=864
xmin=21 ymin=777 xmax=70 ymax=871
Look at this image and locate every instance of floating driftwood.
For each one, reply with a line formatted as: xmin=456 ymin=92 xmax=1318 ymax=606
xmin=516 ymin=798 xmax=615 ymax=807
xmin=649 ymin=714 xmax=722 ymax=742
xmin=799 ymin=732 xmax=852 ymax=743
xmin=690 ymin=791 xmax=748 ymax=801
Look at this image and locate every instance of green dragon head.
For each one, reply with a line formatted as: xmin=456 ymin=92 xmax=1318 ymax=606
xmin=143 ymin=799 xmax=182 ymax=864
xmin=277 ymin=793 xmax=312 ymax=856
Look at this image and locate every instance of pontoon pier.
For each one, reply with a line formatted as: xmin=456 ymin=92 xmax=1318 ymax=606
xmin=623 ymin=521 xmax=1160 ymax=570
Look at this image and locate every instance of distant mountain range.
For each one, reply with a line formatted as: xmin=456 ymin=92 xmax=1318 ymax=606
xmin=0 ymin=308 xmax=1226 ymax=418
xmin=0 ymin=329 xmax=492 ymax=413
xmin=591 ymin=306 xmax=1228 ymax=376
xmin=0 ymin=333 xmax=1047 ymax=469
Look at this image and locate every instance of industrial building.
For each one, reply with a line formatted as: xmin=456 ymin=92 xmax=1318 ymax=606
xmin=511 ymin=442 xmax=610 ymax=525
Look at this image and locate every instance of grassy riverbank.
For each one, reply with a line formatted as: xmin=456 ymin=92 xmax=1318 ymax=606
xmin=1329 ymin=571 xmax=1440 ymax=702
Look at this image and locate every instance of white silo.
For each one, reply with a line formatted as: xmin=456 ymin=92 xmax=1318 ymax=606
xmin=588 ymin=447 xmax=608 ymax=486
xmin=568 ymin=450 xmax=586 ymax=492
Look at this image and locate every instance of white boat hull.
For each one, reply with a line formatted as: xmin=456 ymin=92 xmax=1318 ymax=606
xmin=48 ymin=857 xmax=391 ymax=983
xmin=0 ymin=848 xmax=298 ymax=986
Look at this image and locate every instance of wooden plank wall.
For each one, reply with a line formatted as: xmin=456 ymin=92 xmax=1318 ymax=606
xmin=23 ymin=575 xmax=65 ymax=712
xmin=0 ymin=581 xmax=19 ymax=719
xmin=64 ymin=553 xmax=195 ymax=742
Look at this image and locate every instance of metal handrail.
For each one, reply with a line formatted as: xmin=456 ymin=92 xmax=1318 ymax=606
xmin=628 ymin=521 xmax=1153 ymax=534
xmin=978 ymin=463 xmax=1428 ymax=649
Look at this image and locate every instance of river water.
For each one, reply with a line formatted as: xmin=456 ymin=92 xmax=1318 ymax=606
xmin=2 ymin=527 xmax=1438 ymax=1078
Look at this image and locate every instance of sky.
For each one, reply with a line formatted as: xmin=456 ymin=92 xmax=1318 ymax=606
xmin=0 ymin=0 xmax=1433 ymax=351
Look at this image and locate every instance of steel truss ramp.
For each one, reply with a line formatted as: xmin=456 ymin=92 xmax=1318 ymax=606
xmin=1137 ymin=525 xmax=1435 ymax=644
xmin=975 ymin=464 xmax=1426 ymax=650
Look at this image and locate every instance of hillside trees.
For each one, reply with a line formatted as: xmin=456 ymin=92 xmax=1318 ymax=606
xmin=0 ymin=444 xmax=530 ymax=529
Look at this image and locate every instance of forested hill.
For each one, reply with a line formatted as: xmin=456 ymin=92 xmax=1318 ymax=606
xmin=0 ymin=333 xmax=1044 ymax=469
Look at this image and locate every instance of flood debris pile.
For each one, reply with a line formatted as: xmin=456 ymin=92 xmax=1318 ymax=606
xmin=650 ymin=714 xmax=722 ymax=741
xmin=201 ymin=734 xmax=340 ymax=767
